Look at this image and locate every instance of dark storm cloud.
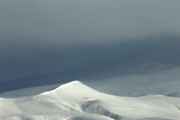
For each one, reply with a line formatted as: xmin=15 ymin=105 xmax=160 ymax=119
xmin=0 ymin=0 xmax=180 ymax=82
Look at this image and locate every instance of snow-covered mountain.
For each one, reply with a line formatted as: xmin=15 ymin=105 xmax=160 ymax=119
xmin=87 ymin=66 xmax=180 ymax=97
xmin=1 ymin=0 xmax=180 ymax=119
xmin=0 ymin=81 xmax=180 ymax=120
xmin=1 ymin=65 xmax=180 ymax=98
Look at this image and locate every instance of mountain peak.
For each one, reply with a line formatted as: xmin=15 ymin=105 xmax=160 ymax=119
xmin=58 ymin=80 xmax=83 ymax=88
xmin=40 ymin=81 xmax=99 ymax=97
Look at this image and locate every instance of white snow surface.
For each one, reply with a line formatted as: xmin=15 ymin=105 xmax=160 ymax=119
xmin=0 ymin=81 xmax=180 ymax=120
xmin=87 ymin=66 xmax=180 ymax=97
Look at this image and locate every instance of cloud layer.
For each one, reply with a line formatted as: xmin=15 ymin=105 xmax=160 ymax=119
xmin=1 ymin=0 xmax=180 ymax=43
xmin=0 ymin=1 xmax=180 ymax=81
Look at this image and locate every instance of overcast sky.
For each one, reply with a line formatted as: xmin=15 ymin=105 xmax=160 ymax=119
xmin=1 ymin=0 xmax=180 ymax=43
xmin=0 ymin=0 xmax=180 ymax=81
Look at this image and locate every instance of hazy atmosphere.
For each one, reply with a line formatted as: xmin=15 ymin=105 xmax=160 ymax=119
xmin=1 ymin=1 xmax=180 ymax=120
xmin=0 ymin=0 xmax=180 ymax=82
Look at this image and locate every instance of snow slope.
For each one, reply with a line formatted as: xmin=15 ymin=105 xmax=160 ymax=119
xmin=86 ymin=66 xmax=180 ymax=97
xmin=1 ymin=64 xmax=180 ymax=98
xmin=0 ymin=81 xmax=180 ymax=120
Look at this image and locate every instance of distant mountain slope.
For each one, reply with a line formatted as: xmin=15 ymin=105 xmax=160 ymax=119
xmin=1 ymin=66 xmax=180 ymax=98
xmin=1 ymin=38 xmax=180 ymax=94
xmin=87 ymin=66 xmax=180 ymax=97
xmin=1 ymin=81 xmax=180 ymax=120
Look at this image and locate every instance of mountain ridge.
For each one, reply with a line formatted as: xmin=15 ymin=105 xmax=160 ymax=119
xmin=1 ymin=81 xmax=180 ymax=120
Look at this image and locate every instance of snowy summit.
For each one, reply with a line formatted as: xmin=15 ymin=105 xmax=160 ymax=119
xmin=0 ymin=81 xmax=180 ymax=120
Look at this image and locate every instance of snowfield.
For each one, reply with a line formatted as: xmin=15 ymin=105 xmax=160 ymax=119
xmin=87 ymin=66 xmax=180 ymax=97
xmin=0 ymin=81 xmax=180 ymax=120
